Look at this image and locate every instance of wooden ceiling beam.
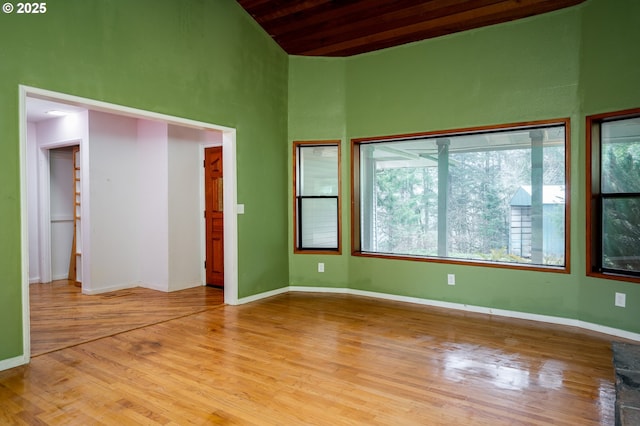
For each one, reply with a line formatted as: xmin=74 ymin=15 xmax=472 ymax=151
xmin=262 ymin=0 xmax=459 ymax=38
xmin=300 ymin=0 xmax=587 ymax=56
xmin=277 ymin=0 xmax=502 ymax=55
xmin=236 ymin=0 xmax=587 ymax=57
xmin=244 ymin=0 xmax=331 ymax=25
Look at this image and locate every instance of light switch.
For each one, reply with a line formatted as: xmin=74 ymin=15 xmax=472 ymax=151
xmin=237 ymin=204 xmax=244 ymax=214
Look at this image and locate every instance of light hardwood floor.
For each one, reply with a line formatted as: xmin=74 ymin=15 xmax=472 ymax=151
xmin=0 ymin=284 xmax=623 ymax=425
xmin=29 ymin=281 xmax=225 ymax=356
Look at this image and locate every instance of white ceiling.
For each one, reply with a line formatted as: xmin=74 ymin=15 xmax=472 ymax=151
xmin=26 ymin=97 xmax=86 ymax=123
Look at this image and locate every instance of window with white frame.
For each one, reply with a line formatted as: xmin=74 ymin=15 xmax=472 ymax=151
xmin=587 ymin=110 xmax=640 ymax=281
xmin=294 ymin=141 xmax=341 ymax=253
xmin=352 ymin=120 xmax=568 ymax=269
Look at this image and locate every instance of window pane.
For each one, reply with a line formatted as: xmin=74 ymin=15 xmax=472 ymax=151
xmin=601 ymin=117 xmax=640 ymax=194
xmin=299 ymin=146 xmax=338 ymax=196
xmin=602 ymin=197 xmax=640 ymax=273
xmin=300 ymin=198 xmax=338 ymax=249
xmin=359 ymin=125 xmax=566 ymax=267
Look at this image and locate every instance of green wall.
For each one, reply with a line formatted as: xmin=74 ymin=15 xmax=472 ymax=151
xmin=345 ymin=7 xmax=581 ymax=318
xmin=289 ymin=0 xmax=640 ymax=334
xmin=0 ymin=0 xmax=289 ymax=361
xmin=288 ymin=57 xmax=350 ymax=288
xmin=577 ymin=0 xmax=640 ymax=330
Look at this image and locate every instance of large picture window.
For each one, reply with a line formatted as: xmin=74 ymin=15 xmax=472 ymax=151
xmin=587 ymin=109 xmax=640 ymax=282
xmin=352 ymin=120 xmax=569 ymax=270
xmin=294 ymin=141 xmax=341 ymax=253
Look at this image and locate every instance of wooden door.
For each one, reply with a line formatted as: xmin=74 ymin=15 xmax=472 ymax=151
xmin=205 ymin=147 xmax=224 ymax=287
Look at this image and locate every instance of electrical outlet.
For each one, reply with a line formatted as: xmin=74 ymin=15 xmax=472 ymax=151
xmin=318 ymin=263 xmax=324 ymax=273
xmin=447 ymin=274 xmax=455 ymax=285
xmin=615 ymin=292 xmax=626 ymax=308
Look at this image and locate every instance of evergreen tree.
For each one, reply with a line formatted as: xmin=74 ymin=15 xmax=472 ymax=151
xmin=601 ymin=142 xmax=640 ymax=272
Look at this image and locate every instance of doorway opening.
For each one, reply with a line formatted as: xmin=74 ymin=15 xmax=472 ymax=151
xmin=48 ymin=145 xmax=80 ymax=285
xmin=20 ymin=86 xmax=239 ymax=363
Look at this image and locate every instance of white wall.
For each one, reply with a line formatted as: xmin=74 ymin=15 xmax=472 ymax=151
xmin=87 ymin=111 xmax=140 ymax=293
xmin=167 ymin=125 xmax=207 ymax=291
xmin=27 ymin=113 xmax=87 ymax=284
xmin=27 ymin=122 xmax=40 ymax=283
xmin=138 ymin=120 xmax=170 ymax=291
xmin=87 ymin=115 xmax=215 ymax=293
xmin=36 ymin=113 xmax=86 ymax=144
xmin=28 ymin=109 xmax=220 ymax=293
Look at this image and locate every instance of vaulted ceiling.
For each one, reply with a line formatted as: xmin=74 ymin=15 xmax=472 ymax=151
xmin=236 ymin=0 xmax=586 ymax=57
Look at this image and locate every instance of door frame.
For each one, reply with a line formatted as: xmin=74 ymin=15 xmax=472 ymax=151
xmin=19 ymin=85 xmax=240 ymax=366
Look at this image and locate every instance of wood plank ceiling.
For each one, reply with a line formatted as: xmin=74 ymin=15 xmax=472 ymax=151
xmin=236 ymin=0 xmax=586 ymax=57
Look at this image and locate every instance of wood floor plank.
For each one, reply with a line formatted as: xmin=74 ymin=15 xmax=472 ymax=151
xmin=29 ymin=280 xmax=224 ymax=356
xmin=0 ymin=289 xmax=627 ymax=424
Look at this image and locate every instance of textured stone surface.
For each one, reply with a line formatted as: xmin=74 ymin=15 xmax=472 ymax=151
xmin=613 ymin=342 xmax=640 ymax=426
xmin=616 ymin=369 xmax=640 ymax=391
xmin=613 ymin=342 xmax=640 ymax=371
xmin=617 ymin=383 xmax=640 ymax=407
xmin=619 ymin=406 xmax=640 ymax=426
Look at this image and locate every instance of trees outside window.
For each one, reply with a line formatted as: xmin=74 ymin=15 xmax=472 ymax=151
xmin=587 ymin=110 xmax=640 ymax=281
xmin=353 ymin=120 xmax=568 ymax=270
xmin=294 ymin=141 xmax=341 ymax=253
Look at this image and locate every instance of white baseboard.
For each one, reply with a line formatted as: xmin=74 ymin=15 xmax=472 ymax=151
xmin=0 ymin=354 xmax=28 ymax=372
xmin=289 ymin=286 xmax=350 ymax=294
xmin=169 ymin=281 xmax=203 ymax=292
xmin=82 ymin=282 xmax=136 ymax=295
xmin=139 ymin=281 xmax=203 ymax=293
xmin=245 ymin=285 xmax=640 ymax=342
xmin=347 ymin=287 xmax=580 ymax=326
xmin=139 ymin=282 xmax=168 ymax=292
xmin=578 ymin=321 xmax=640 ymax=342
xmin=236 ymin=286 xmax=289 ymax=304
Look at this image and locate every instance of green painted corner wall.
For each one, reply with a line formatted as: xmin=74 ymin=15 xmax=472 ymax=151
xmin=345 ymin=6 xmax=582 ymax=320
xmin=576 ymin=0 xmax=640 ymax=330
xmin=0 ymin=0 xmax=289 ymax=360
xmin=288 ymin=57 xmax=350 ymax=288
xmin=288 ymin=0 xmax=640 ymax=334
